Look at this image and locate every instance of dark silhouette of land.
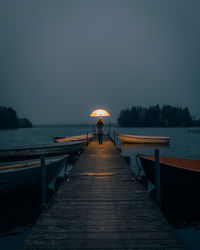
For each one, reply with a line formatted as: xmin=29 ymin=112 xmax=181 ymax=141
xmin=0 ymin=107 xmax=33 ymax=130
xmin=118 ymin=105 xmax=200 ymax=127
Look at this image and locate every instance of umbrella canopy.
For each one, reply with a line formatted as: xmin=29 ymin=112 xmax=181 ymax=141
xmin=90 ymin=109 xmax=110 ymax=117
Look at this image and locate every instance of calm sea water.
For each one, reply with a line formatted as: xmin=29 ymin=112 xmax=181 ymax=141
xmin=0 ymin=124 xmax=94 ymax=148
xmin=0 ymin=125 xmax=200 ymax=249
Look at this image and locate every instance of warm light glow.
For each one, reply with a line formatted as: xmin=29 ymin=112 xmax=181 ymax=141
xmin=90 ymin=109 xmax=110 ymax=117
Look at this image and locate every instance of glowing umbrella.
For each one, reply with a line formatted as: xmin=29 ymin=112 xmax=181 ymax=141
xmin=90 ymin=109 xmax=110 ymax=117
xmin=90 ymin=109 xmax=111 ymax=135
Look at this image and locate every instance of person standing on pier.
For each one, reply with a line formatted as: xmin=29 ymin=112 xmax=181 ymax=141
xmin=96 ymin=117 xmax=104 ymax=144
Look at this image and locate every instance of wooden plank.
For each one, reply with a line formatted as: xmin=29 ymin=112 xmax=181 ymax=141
xmin=20 ymin=137 xmax=185 ymax=249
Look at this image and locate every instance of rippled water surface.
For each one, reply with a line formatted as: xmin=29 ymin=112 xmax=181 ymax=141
xmin=0 ymin=124 xmax=93 ymax=148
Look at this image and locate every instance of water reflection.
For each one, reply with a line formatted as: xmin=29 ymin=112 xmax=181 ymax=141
xmin=0 ymin=193 xmax=41 ymax=250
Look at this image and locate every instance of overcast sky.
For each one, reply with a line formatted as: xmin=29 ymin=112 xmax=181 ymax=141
xmin=0 ymin=0 xmax=200 ymax=124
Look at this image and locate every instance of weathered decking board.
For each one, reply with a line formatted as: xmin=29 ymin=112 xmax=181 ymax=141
xmin=20 ymin=137 xmax=185 ymax=249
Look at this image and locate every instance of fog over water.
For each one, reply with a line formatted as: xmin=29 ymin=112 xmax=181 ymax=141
xmin=0 ymin=0 xmax=200 ymax=124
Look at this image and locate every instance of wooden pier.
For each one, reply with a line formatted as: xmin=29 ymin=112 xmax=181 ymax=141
xmin=20 ymin=137 xmax=184 ymax=249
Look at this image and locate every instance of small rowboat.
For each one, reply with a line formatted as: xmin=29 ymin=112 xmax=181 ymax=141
xmin=137 ymin=154 xmax=200 ymax=204
xmin=0 ymin=141 xmax=84 ymax=162
xmin=54 ymin=133 xmax=94 ymax=143
xmin=117 ymin=134 xmax=169 ymax=144
xmin=0 ymin=155 xmax=68 ymax=197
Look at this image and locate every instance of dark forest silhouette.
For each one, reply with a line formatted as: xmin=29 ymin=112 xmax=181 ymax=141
xmin=118 ymin=105 xmax=200 ymax=127
xmin=0 ymin=107 xmax=33 ymax=129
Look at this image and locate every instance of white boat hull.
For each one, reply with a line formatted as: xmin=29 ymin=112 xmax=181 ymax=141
xmin=54 ymin=133 xmax=94 ymax=143
xmin=117 ymin=134 xmax=169 ymax=144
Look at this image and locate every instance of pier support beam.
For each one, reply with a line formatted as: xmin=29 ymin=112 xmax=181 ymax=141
xmin=41 ymin=155 xmax=47 ymax=209
xmin=108 ymin=120 xmax=110 ymax=136
xmin=113 ymin=130 xmax=116 ymax=145
xmin=155 ymin=149 xmax=162 ymax=207
xmin=87 ymin=132 xmax=89 ymax=146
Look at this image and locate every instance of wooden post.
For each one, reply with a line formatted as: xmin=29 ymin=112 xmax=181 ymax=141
xmin=41 ymin=155 xmax=47 ymax=208
xmin=108 ymin=120 xmax=110 ymax=136
xmin=87 ymin=132 xmax=89 ymax=146
xmin=155 ymin=149 xmax=161 ymax=207
xmin=113 ymin=130 xmax=116 ymax=145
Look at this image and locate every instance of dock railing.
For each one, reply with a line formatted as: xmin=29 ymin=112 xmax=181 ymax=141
xmin=155 ymin=149 xmax=162 ymax=207
xmin=113 ymin=130 xmax=116 ymax=145
xmin=87 ymin=132 xmax=89 ymax=146
xmin=41 ymin=156 xmax=47 ymax=208
xmin=40 ymin=155 xmax=68 ymax=209
xmin=136 ymin=149 xmax=162 ymax=207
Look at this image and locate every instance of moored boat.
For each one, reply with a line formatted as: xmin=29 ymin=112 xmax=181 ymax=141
xmin=0 ymin=141 xmax=84 ymax=162
xmin=117 ymin=134 xmax=169 ymax=144
xmin=137 ymin=154 xmax=200 ymax=204
xmin=0 ymin=155 xmax=68 ymax=197
xmin=54 ymin=133 xmax=94 ymax=143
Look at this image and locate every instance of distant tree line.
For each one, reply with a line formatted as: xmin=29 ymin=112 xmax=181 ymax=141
xmin=117 ymin=105 xmax=200 ymax=127
xmin=0 ymin=106 xmax=33 ymax=129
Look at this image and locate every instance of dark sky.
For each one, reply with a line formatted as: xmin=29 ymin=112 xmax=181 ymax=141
xmin=0 ymin=0 xmax=200 ymax=124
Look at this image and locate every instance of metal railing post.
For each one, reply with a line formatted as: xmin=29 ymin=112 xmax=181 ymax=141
xmin=41 ymin=155 xmax=47 ymax=208
xmin=155 ymin=149 xmax=161 ymax=207
xmin=113 ymin=130 xmax=116 ymax=145
xmin=87 ymin=132 xmax=89 ymax=146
